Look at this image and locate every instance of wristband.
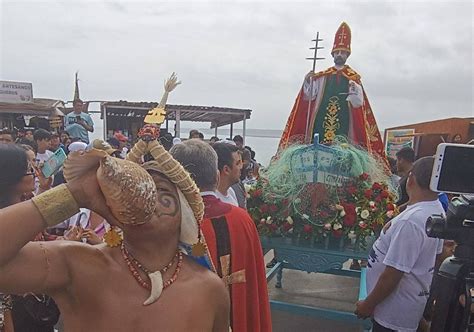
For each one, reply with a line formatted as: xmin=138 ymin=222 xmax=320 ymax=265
xmin=32 ymin=184 xmax=80 ymax=227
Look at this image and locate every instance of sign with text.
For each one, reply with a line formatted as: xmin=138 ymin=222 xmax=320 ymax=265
xmin=0 ymin=81 xmax=33 ymax=103
xmin=385 ymin=129 xmax=415 ymax=159
xmin=293 ymin=145 xmax=350 ymax=186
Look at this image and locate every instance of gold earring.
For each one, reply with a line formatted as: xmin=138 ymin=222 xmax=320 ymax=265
xmin=103 ymin=226 xmax=123 ymax=247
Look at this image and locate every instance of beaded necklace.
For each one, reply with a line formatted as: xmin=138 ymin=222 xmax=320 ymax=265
xmin=121 ymin=243 xmax=183 ymax=291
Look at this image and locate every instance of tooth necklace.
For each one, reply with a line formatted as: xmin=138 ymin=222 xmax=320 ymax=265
xmin=121 ymin=243 xmax=183 ymax=305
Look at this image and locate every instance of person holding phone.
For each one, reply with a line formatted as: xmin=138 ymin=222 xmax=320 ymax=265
xmin=64 ymin=79 xmax=94 ymax=144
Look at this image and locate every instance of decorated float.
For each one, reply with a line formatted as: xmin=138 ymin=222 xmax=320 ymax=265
xmin=249 ymin=23 xmax=398 ymax=329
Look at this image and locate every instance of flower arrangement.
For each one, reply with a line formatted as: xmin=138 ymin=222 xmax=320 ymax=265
xmin=247 ymin=172 xmax=398 ymax=250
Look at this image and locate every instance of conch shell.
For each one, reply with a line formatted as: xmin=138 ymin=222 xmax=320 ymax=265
xmin=63 ymin=148 xmax=157 ymax=225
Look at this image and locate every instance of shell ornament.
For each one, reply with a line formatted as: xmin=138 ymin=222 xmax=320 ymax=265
xmin=63 ymin=148 xmax=158 ymax=225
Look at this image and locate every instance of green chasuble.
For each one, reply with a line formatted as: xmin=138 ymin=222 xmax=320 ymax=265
xmin=312 ymin=73 xmax=351 ymax=143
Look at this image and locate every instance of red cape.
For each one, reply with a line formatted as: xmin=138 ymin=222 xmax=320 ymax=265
xmin=202 ymin=195 xmax=272 ymax=332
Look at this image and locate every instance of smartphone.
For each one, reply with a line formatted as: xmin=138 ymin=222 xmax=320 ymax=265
xmin=430 ymin=143 xmax=474 ymax=194
xmin=76 ymin=115 xmax=82 ymax=122
xmin=41 ymin=148 xmax=67 ymax=178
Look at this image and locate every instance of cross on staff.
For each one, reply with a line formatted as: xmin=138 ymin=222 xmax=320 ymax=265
xmin=306 ymin=31 xmax=325 ymax=73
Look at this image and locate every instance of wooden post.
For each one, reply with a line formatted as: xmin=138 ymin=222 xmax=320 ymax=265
xmin=103 ymin=105 xmax=108 ymax=140
xmin=243 ymin=115 xmax=247 ymax=146
xmin=175 ymin=110 xmax=181 ymax=138
xmin=230 ymin=122 xmax=233 ymax=140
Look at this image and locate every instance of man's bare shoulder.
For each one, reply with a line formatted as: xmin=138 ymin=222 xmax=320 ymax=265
xmin=180 ymin=257 xmax=224 ymax=290
xmin=181 ymin=256 xmax=229 ymax=307
xmin=47 ymin=241 xmax=114 ymax=267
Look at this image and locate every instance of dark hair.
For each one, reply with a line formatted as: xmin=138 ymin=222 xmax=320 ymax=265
xmin=159 ymin=133 xmax=173 ymax=151
xmin=189 ymin=129 xmax=200 ymax=138
xmin=411 ymin=156 xmax=434 ymax=190
xmin=232 ymin=135 xmax=243 ymax=144
xmin=387 ymin=156 xmax=397 ymax=174
xmin=212 ymin=142 xmax=240 ymax=171
xmin=51 ymin=133 xmax=60 ymax=139
xmin=170 ymin=139 xmax=219 ymax=190
xmin=245 ymin=146 xmax=256 ymax=160
xmin=396 ymin=147 xmax=415 ymax=163
xmin=33 ymin=128 xmax=52 ymax=141
xmin=0 ymin=144 xmax=28 ymax=208
xmin=198 ymin=132 xmax=204 ymax=139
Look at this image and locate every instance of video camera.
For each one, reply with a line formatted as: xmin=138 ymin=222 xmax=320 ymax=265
xmin=425 ymin=143 xmax=474 ymax=331
xmin=426 ymin=195 xmax=474 ymax=243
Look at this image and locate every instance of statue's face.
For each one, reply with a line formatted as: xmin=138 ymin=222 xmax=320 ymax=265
xmin=332 ymin=50 xmax=349 ymax=66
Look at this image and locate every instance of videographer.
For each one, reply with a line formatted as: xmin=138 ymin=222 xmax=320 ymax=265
xmin=355 ymin=157 xmax=445 ymax=331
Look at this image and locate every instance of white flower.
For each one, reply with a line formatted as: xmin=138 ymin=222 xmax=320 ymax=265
xmin=335 ymin=204 xmax=344 ymax=211
xmin=333 ymin=223 xmax=342 ymax=230
xmin=266 ymin=216 xmax=273 ymax=224
xmin=386 ymin=210 xmax=394 ymax=218
xmin=302 ymin=214 xmax=310 ymax=220
xmin=360 ymin=210 xmax=370 ymax=219
xmin=369 ymin=201 xmax=375 ymax=208
xmin=356 ymin=207 xmax=361 ymax=213
xmin=286 ymin=216 xmax=294 ymax=225
xmin=244 ymin=184 xmax=252 ymax=193
xmin=339 ymin=210 xmax=346 ymax=217
xmin=288 ymin=228 xmax=294 ymax=234
xmin=359 ymin=221 xmax=367 ymax=228
xmin=348 ymin=231 xmax=357 ymax=240
xmin=324 ymin=223 xmax=332 ymax=230
xmin=294 ymin=198 xmax=301 ymax=204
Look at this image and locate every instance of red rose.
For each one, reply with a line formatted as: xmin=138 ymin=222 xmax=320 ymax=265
xmin=372 ymin=182 xmax=383 ymax=190
xmin=347 ymin=186 xmax=357 ymax=195
xmin=380 ymin=191 xmax=389 ymax=199
xmin=282 ymin=222 xmax=293 ymax=232
xmin=342 ymin=203 xmax=356 ymax=215
xmin=270 ymin=223 xmax=278 ymax=231
xmin=364 ymin=189 xmax=374 ymax=199
xmin=269 ymin=205 xmax=278 ymax=213
xmin=260 ymin=204 xmax=269 ymax=213
xmin=303 ymin=225 xmax=313 ymax=233
xmin=359 ymin=173 xmax=369 ymax=181
xmin=320 ymin=210 xmax=329 ymax=218
xmin=386 ymin=203 xmax=395 ymax=211
xmin=375 ymin=196 xmax=382 ymax=202
xmin=332 ymin=229 xmax=343 ymax=238
xmin=343 ymin=213 xmax=356 ymax=226
xmin=254 ymin=189 xmax=262 ymax=197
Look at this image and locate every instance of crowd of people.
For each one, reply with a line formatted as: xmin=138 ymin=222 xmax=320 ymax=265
xmin=0 ymin=124 xmax=269 ymax=332
xmin=0 ymin=119 xmax=465 ymax=332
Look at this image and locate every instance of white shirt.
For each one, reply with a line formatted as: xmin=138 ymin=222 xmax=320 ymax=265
xmin=366 ymin=200 xmax=444 ymax=331
xmin=215 ymin=187 xmax=239 ymax=207
xmin=35 ymin=150 xmax=54 ymax=164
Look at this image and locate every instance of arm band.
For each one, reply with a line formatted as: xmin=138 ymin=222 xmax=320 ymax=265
xmin=32 ymin=184 xmax=80 ymax=227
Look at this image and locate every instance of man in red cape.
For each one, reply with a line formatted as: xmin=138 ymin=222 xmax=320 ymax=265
xmin=171 ymin=139 xmax=272 ymax=332
xmin=279 ymin=22 xmax=385 ymax=161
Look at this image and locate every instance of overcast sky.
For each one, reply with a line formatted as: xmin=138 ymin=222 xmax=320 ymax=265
xmin=1 ymin=0 xmax=473 ymax=132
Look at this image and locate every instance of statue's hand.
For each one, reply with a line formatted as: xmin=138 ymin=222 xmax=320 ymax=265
xmin=164 ymin=72 xmax=181 ymax=93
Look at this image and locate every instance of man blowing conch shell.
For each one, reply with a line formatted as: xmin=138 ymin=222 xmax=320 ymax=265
xmin=0 ymin=140 xmax=230 ymax=331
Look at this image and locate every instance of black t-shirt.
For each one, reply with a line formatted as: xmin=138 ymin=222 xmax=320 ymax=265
xmin=397 ymin=175 xmax=409 ymax=206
